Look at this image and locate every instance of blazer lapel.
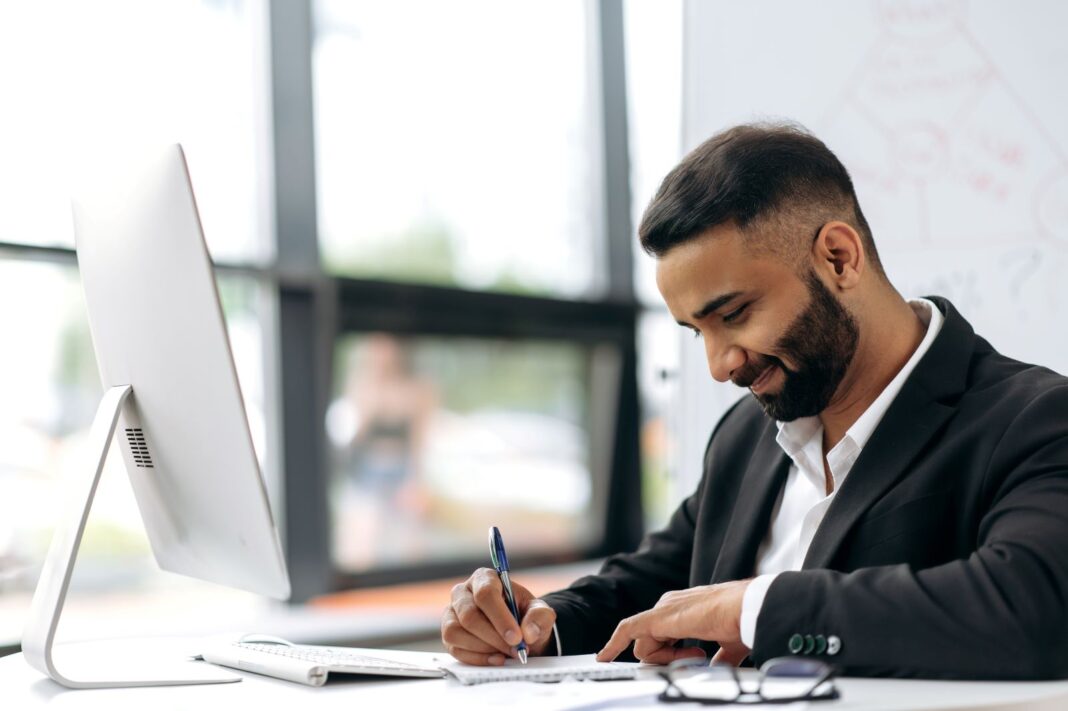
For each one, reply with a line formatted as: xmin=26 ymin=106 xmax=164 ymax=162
xmin=802 ymin=296 xmax=973 ymax=570
xmin=802 ymin=390 xmax=954 ymax=569
xmin=710 ymin=420 xmax=791 ymax=583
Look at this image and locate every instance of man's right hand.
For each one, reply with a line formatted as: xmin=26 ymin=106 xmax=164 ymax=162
xmin=441 ymin=567 xmax=557 ymax=666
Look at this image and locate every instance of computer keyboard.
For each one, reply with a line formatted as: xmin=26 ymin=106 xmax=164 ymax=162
xmin=199 ymin=638 xmax=447 ymax=686
xmin=240 ymin=641 xmax=438 ymax=669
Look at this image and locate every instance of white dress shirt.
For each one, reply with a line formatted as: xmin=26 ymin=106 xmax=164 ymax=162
xmin=738 ymin=298 xmax=944 ymax=648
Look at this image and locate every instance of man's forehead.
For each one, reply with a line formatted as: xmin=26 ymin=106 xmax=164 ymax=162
xmin=654 ymin=228 xmax=799 ymax=319
xmin=655 ymin=229 xmax=749 ymax=298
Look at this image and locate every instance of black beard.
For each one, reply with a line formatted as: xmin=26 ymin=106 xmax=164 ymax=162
xmin=750 ymin=271 xmax=859 ymax=422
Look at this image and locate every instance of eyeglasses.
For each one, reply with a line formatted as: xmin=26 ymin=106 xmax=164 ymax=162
xmin=657 ymin=657 xmax=839 ymax=705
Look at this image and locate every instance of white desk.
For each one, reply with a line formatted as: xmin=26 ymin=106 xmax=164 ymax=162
xmin=6 ymin=641 xmax=1068 ymax=710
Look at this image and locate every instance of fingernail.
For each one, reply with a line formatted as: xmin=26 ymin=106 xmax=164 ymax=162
xmin=504 ymin=630 xmax=519 ymax=645
xmin=489 ymin=654 xmax=505 ymax=665
xmin=526 ymin=623 xmax=541 ymax=640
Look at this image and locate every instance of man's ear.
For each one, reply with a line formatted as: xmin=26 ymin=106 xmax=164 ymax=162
xmin=811 ymin=221 xmax=864 ymax=290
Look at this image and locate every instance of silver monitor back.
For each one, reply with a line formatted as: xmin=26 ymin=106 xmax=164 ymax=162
xmin=23 ymin=144 xmax=292 ymax=689
xmin=72 ymin=144 xmax=290 ymax=599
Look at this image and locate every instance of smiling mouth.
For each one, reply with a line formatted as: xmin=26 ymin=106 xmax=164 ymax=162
xmin=749 ymin=365 xmax=777 ymax=394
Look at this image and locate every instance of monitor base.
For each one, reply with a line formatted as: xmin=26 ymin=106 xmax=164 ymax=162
xmin=20 ymin=385 xmax=240 ymax=688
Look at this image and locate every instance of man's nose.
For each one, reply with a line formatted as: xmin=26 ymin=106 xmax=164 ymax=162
xmin=703 ymin=335 xmax=745 ymax=383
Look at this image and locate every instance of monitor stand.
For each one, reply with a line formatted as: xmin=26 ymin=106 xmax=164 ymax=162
xmin=21 ymin=384 xmax=240 ymax=688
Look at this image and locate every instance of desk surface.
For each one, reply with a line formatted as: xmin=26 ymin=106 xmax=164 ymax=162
xmin=6 ymin=643 xmax=1068 ymax=711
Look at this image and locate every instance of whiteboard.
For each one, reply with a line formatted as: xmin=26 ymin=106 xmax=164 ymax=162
xmin=674 ymin=0 xmax=1068 ymax=490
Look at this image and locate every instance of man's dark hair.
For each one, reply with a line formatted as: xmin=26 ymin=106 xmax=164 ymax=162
xmin=638 ymin=122 xmax=883 ymax=276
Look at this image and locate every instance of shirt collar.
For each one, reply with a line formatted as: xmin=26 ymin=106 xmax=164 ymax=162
xmin=844 ymin=297 xmax=943 ymax=450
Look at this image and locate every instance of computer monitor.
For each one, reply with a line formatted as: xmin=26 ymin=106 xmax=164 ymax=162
xmin=22 ymin=145 xmax=290 ymax=688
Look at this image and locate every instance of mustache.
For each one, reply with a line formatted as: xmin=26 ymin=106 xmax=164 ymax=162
xmin=731 ymin=355 xmax=787 ymax=388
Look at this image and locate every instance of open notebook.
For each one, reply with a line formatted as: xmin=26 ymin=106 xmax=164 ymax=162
xmin=441 ymin=654 xmax=640 ymax=685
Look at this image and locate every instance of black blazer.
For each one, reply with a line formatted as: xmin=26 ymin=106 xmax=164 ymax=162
xmin=542 ymin=297 xmax=1068 ymax=680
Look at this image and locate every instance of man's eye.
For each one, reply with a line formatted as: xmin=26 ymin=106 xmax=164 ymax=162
xmin=723 ymin=304 xmax=749 ymax=323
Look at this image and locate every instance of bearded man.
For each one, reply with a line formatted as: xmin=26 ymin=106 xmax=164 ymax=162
xmin=440 ymin=123 xmax=1068 ymax=680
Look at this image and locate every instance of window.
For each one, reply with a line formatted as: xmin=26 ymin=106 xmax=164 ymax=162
xmin=271 ymin=0 xmax=645 ymax=594
xmin=0 ymin=0 xmax=272 ymax=263
xmin=301 ymin=279 xmax=640 ymax=591
xmin=625 ymin=0 xmax=684 ymax=527
xmin=312 ymin=0 xmax=604 ymax=297
xmin=0 ymin=262 xmax=273 ymax=642
xmin=625 ymin=0 xmax=683 ymax=308
xmin=327 ymin=334 xmax=602 ymax=572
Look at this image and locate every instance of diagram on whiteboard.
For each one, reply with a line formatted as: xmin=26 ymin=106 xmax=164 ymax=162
xmin=822 ymin=1 xmax=1068 ymax=250
xmin=798 ymin=0 xmax=1067 ymax=337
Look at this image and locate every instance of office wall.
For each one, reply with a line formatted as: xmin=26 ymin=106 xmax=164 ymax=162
xmin=674 ymin=0 xmax=1068 ymax=492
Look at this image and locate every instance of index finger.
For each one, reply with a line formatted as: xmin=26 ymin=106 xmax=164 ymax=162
xmin=596 ymin=611 xmax=649 ymax=662
xmin=469 ymin=568 xmax=523 ymax=646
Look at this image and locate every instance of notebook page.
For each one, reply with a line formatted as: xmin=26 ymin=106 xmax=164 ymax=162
xmin=441 ymin=654 xmax=640 ymax=686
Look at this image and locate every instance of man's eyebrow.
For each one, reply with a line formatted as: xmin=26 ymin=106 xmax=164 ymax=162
xmin=674 ymin=291 xmax=745 ymax=328
xmin=692 ymin=291 xmax=744 ymax=321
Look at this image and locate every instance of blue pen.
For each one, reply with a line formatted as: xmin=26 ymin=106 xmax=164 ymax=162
xmin=489 ymin=526 xmax=528 ymax=664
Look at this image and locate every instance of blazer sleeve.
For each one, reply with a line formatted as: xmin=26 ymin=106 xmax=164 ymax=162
xmin=751 ymin=385 xmax=1068 ymax=680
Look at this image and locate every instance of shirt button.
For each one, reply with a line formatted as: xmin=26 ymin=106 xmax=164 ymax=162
xmin=814 ymin=635 xmax=828 ymax=655
xmin=803 ymin=635 xmax=816 ymax=654
xmin=788 ymin=634 xmax=805 ymax=654
xmin=827 ymin=635 xmax=842 ymax=656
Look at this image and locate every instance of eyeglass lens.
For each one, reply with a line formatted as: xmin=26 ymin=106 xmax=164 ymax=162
xmin=667 ymin=662 xmax=743 ymax=702
xmin=759 ymin=658 xmax=833 ymax=701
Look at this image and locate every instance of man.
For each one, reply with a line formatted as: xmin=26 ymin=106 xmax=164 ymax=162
xmin=440 ymin=123 xmax=1068 ymax=679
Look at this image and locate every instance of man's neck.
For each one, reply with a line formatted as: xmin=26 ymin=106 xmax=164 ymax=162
xmin=819 ymin=297 xmax=927 ymax=452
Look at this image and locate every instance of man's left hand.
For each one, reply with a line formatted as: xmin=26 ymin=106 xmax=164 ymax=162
xmin=596 ymin=579 xmax=751 ymax=665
